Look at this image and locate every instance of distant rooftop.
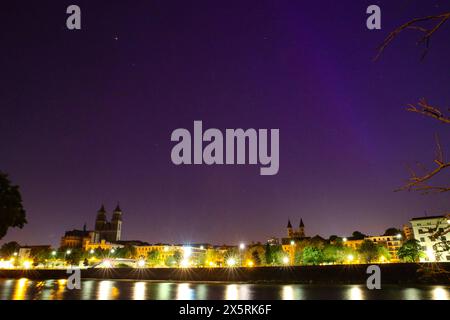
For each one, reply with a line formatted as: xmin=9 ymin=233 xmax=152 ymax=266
xmin=410 ymin=216 xmax=444 ymax=221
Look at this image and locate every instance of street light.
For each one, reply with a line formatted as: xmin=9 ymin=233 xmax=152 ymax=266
xmin=226 ymin=258 xmax=236 ymax=267
xmin=239 ymin=243 xmax=245 ymax=250
xmin=290 ymin=240 xmax=295 ymax=246
xmin=66 ymin=250 xmax=71 ymax=255
xmin=343 ymin=238 xmax=347 ymax=242
xmin=396 ymin=234 xmax=402 ymax=239
xmin=90 ymin=249 xmax=95 ymax=254
xmin=51 ymin=251 xmax=57 ymax=256
xmin=110 ymin=249 xmax=115 ymax=254
xmin=347 ymin=254 xmax=354 ymax=262
xmin=137 ymin=259 xmax=146 ymax=268
xmin=282 ymin=256 xmax=290 ymax=265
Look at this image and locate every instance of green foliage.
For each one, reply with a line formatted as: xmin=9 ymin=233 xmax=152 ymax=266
xmin=358 ymin=240 xmax=378 ymax=263
xmin=301 ymin=246 xmax=323 ymax=265
xmin=328 ymin=235 xmax=339 ymax=242
xmin=397 ymin=239 xmax=423 ymax=262
xmin=164 ymin=255 xmax=176 ymax=266
xmin=31 ymin=247 xmax=53 ymax=264
xmin=264 ymin=244 xmax=284 ymax=265
xmin=377 ymin=245 xmax=391 ymax=261
xmin=115 ymin=245 xmax=136 ymax=259
xmin=147 ymin=249 xmax=161 ymax=266
xmin=0 ymin=172 xmax=27 ymax=239
xmin=251 ymin=250 xmax=261 ymax=266
xmin=322 ymin=244 xmax=342 ymax=263
xmin=173 ymin=250 xmax=182 ymax=265
xmin=64 ymin=248 xmax=83 ymax=266
xmin=0 ymin=241 xmax=20 ymax=257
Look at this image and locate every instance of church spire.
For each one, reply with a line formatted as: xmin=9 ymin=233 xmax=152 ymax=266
xmin=98 ymin=204 xmax=106 ymax=213
xmin=287 ymin=220 xmax=292 ymax=228
xmin=299 ymin=219 xmax=304 ymax=228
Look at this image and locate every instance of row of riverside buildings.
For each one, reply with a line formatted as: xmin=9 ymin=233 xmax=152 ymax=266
xmin=56 ymin=204 xmax=450 ymax=264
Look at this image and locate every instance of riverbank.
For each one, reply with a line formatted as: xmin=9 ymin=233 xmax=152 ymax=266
xmin=0 ymin=263 xmax=449 ymax=284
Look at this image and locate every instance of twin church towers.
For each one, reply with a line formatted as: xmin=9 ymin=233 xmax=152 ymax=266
xmin=94 ymin=204 xmax=123 ymax=242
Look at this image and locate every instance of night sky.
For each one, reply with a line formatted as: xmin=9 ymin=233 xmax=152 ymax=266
xmin=1 ymin=1 xmax=449 ymax=247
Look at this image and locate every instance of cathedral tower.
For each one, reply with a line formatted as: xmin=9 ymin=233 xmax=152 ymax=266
xmin=111 ymin=203 xmax=123 ymax=241
xmin=298 ymin=219 xmax=305 ymax=238
xmin=287 ymin=220 xmax=294 ymax=238
xmin=95 ymin=204 xmax=107 ymax=231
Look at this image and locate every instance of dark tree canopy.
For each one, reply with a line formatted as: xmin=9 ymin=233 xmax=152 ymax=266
xmin=0 ymin=172 xmax=27 ymax=239
xmin=0 ymin=241 xmax=20 ymax=257
xmin=383 ymin=228 xmax=401 ymax=236
xmin=352 ymin=231 xmax=366 ymax=240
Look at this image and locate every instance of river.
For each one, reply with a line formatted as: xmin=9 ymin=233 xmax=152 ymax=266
xmin=0 ymin=278 xmax=448 ymax=300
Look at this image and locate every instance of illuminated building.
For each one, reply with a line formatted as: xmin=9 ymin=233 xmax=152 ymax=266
xmin=94 ymin=204 xmax=123 ymax=242
xmin=410 ymin=216 xmax=450 ymax=262
xmin=365 ymin=235 xmax=403 ymax=262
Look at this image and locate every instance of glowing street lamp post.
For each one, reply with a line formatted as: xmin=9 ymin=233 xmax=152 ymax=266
xmin=239 ymin=243 xmax=245 ymax=267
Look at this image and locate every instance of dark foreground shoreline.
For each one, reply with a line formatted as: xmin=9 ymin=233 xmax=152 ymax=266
xmin=1 ymin=263 xmax=449 ymax=284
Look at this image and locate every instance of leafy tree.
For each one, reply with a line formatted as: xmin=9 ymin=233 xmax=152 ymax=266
xmin=115 ymin=245 xmax=136 ymax=259
xmin=0 ymin=172 xmax=27 ymax=239
xmin=328 ymin=235 xmax=339 ymax=242
xmin=301 ymin=246 xmax=323 ymax=265
xmin=196 ymin=251 xmax=207 ymax=266
xmin=264 ymin=243 xmax=272 ymax=265
xmin=251 ymin=250 xmax=261 ymax=266
xmin=64 ymin=248 xmax=83 ymax=266
xmin=147 ymin=249 xmax=161 ymax=266
xmin=0 ymin=241 xmax=20 ymax=257
xmin=377 ymin=245 xmax=392 ymax=261
xmin=352 ymin=231 xmax=366 ymax=240
xmin=173 ymin=250 xmax=182 ymax=266
xmin=165 ymin=255 xmax=176 ymax=266
xmin=383 ymin=228 xmax=401 ymax=236
xmin=31 ymin=247 xmax=52 ymax=264
xmin=322 ymin=244 xmax=351 ymax=264
xmin=397 ymin=239 xmax=423 ymax=262
xmin=358 ymin=240 xmax=378 ymax=263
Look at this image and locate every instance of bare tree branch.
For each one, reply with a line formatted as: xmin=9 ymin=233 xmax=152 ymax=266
xmin=407 ymin=98 xmax=450 ymax=124
xmin=374 ymin=12 xmax=450 ymax=61
xmin=397 ymin=143 xmax=450 ymax=193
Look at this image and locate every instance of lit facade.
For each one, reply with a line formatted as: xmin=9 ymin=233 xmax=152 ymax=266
xmin=410 ymin=216 xmax=450 ymax=262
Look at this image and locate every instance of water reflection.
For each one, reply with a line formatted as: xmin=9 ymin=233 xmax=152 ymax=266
xmin=0 ymin=279 xmax=448 ymax=300
xmin=403 ymin=288 xmax=421 ymax=300
xmin=82 ymin=280 xmax=94 ymax=300
xmin=347 ymin=286 xmax=364 ymax=300
xmin=177 ymin=283 xmax=194 ymax=300
xmin=97 ymin=280 xmax=118 ymax=300
xmin=432 ymin=287 xmax=449 ymax=300
xmin=12 ymin=278 xmax=28 ymax=300
xmin=133 ymin=282 xmax=146 ymax=300
xmin=0 ymin=279 xmax=13 ymax=300
xmin=225 ymin=284 xmax=238 ymax=299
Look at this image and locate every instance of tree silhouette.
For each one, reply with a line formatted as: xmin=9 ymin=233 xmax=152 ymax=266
xmin=0 ymin=172 xmax=27 ymax=239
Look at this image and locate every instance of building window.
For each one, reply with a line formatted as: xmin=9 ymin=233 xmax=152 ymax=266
xmin=420 ymin=237 xmax=425 ymax=242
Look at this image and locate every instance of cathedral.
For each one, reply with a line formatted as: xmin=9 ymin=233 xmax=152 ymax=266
xmin=286 ymin=219 xmax=306 ymax=238
xmin=94 ymin=204 xmax=123 ymax=243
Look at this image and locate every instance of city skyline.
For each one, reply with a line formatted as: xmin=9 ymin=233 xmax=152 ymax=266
xmin=1 ymin=1 xmax=450 ymax=247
